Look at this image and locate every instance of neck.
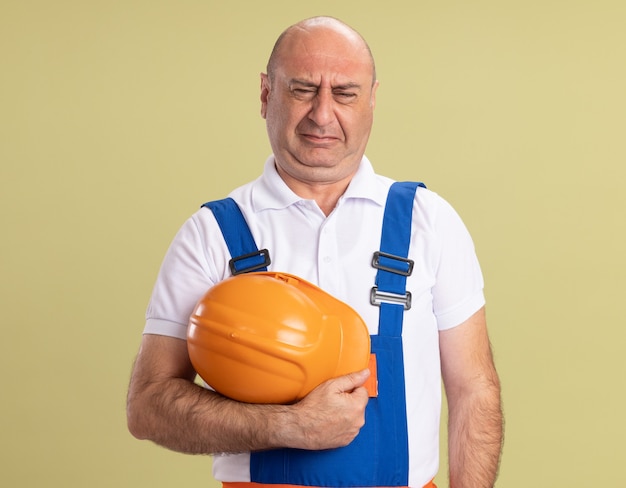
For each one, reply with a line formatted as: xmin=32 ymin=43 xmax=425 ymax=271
xmin=275 ymin=165 xmax=352 ymax=216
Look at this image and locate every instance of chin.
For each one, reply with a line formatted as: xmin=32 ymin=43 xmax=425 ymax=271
xmin=296 ymin=150 xmax=345 ymax=168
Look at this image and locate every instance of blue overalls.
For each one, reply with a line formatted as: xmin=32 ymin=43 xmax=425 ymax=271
xmin=202 ymin=181 xmax=425 ymax=488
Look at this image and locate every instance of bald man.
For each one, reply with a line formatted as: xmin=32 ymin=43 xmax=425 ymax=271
xmin=127 ymin=17 xmax=503 ymax=488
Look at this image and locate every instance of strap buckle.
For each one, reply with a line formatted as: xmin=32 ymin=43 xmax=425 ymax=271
xmin=370 ymin=286 xmax=412 ymax=310
xmin=372 ymin=251 xmax=414 ymax=276
xmin=229 ymin=249 xmax=271 ymax=275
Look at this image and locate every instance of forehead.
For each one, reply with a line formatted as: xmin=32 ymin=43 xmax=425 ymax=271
xmin=274 ymin=25 xmax=373 ymax=85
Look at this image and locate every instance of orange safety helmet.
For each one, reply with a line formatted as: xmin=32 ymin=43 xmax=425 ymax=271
xmin=187 ymin=271 xmax=370 ymax=404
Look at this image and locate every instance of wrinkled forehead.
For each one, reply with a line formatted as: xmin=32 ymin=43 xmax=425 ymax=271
xmin=272 ymin=24 xmax=375 ymax=85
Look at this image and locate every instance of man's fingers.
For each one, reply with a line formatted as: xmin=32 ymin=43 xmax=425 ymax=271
xmin=333 ymin=368 xmax=371 ymax=393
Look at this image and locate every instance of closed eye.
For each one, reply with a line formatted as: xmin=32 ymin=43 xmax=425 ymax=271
xmin=335 ymin=91 xmax=357 ymax=99
xmin=291 ymin=87 xmax=317 ymax=100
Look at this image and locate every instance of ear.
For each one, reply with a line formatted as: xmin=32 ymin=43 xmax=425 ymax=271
xmin=260 ymin=73 xmax=270 ymax=119
xmin=370 ymin=80 xmax=379 ymax=109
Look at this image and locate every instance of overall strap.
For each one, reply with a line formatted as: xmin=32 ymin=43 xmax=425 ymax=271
xmin=372 ymin=181 xmax=426 ymax=336
xmin=201 ymin=198 xmax=270 ymax=275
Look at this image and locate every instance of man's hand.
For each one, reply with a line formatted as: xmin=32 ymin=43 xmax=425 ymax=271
xmin=277 ymin=369 xmax=371 ymax=450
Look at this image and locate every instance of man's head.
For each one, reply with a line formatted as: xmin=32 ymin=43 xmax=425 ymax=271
xmin=260 ymin=17 xmax=379 ymax=190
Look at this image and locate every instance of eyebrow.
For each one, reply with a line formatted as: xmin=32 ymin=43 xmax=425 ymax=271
xmin=289 ymin=78 xmax=362 ymax=91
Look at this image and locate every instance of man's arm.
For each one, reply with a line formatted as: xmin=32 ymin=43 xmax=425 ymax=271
xmin=126 ymin=334 xmax=370 ymax=454
xmin=439 ymin=306 xmax=503 ymax=488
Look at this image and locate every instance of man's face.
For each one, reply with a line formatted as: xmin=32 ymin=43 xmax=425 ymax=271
xmin=260 ymin=25 xmax=378 ymax=187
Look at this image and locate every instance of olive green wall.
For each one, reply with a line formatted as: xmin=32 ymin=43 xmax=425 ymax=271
xmin=2 ymin=1 xmax=625 ymax=486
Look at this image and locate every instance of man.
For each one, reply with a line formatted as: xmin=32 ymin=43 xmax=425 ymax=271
xmin=127 ymin=16 xmax=503 ymax=488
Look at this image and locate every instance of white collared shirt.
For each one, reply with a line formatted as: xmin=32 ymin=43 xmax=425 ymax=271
xmin=144 ymin=155 xmax=485 ymax=487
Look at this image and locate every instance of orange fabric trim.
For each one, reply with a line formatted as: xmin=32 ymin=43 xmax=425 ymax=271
xmin=223 ymin=481 xmax=435 ymax=488
xmin=364 ymin=353 xmax=379 ymax=397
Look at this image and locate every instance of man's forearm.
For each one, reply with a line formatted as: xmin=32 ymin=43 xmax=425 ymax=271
xmin=127 ymin=361 xmax=371 ymax=455
xmin=447 ymin=381 xmax=503 ymax=488
xmin=127 ymin=375 xmax=295 ymax=455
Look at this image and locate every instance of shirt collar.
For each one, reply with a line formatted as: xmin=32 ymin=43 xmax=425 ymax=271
xmin=252 ymin=155 xmax=388 ymax=212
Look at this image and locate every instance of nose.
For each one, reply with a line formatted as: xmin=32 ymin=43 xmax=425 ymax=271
xmin=308 ymin=88 xmax=335 ymax=127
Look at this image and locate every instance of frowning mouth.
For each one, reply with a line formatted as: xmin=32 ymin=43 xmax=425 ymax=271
xmin=299 ymin=133 xmax=341 ymax=145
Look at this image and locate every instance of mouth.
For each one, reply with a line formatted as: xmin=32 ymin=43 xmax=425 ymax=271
xmin=299 ymin=133 xmax=340 ymax=145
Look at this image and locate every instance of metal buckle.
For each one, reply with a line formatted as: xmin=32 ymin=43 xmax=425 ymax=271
xmin=372 ymin=251 xmax=414 ymax=276
xmin=370 ymin=286 xmax=412 ymax=310
xmin=229 ymin=249 xmax=271 ymax=275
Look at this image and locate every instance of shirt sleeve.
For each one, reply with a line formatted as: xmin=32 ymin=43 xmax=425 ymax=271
xmin=429 ymin=193 xmax=485 ymax=330
xmin=143 ymin=212 xmax=221 ymax=339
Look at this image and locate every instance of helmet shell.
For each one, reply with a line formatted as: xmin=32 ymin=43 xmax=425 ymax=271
xmin=187 ymin=272 xmax=370 ymax=404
